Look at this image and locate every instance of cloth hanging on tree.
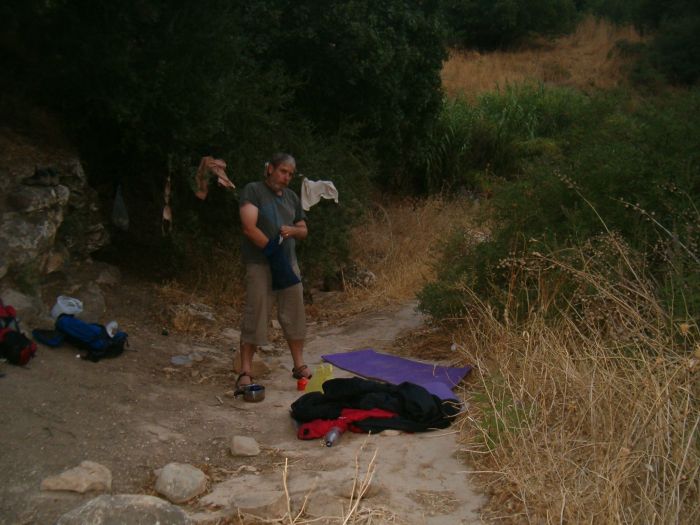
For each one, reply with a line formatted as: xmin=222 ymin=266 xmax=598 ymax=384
xmin=300 ymin=177 xmax=338 ymax=211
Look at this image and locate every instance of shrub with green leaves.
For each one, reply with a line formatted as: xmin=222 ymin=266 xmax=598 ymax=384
xmin=1 ymin=0 xmax=443 ymax=277
xmin=261 ymin=0 xmax=447 ymax=192
xmin=422 ymin=84 xmax=590 ymax=194
xmin=420 ymin=87 xmax=700 ymax=323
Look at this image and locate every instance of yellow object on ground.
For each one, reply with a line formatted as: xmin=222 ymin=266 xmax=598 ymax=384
xmin=304 ymin=363 xmax=333 ymax=393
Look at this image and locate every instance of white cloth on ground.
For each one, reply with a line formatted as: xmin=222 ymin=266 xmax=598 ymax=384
xmin=300 ymin=177 xmax=339 ymax=211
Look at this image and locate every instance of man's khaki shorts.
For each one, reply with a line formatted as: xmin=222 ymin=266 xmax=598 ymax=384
xmin=240 ymin=263 xmax=306 ymax=346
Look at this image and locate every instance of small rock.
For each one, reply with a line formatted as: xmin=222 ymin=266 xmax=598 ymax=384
xmin=271 ymin=319 xmax=281 ymax=330
xmin=56 ymin=494 xmax=190 ymax=524
xmin=230 ymin=435 xmax=260 ymax=456
xmin=40 ymin=461 xmax=112 ymax=493
xmin=381 ymin=429 xmax=401 ymax=437
xmin=171 ymin=355 xmax=192 ymax=367
xmin=181 ymin=303 xmax=215 ymax=322
xmin=189 ymin=352 xmax=204 ymax=362
xmin=155 ymin=462 xmax=208 ymax=503
xmin=199 ymin=475 xmax=285 ymax=515
xmin=220 ymin=327 xmax=240 ymax=342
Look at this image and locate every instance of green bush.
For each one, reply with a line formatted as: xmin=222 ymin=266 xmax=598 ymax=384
xmin=422 ymin=84 xmax=590 ymax=194
xmin=419 ymin=87 xmax=700 ymax=322
xmin=0 ymin=0 xmax=443 ymax=277
xmin=262 ymin=0 xmax=447 ymax=192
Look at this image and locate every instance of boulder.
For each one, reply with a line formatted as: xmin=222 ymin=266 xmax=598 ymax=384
xmin=0 ymin=288 xmax=48 ymax=327
xmin=73 ymin=281 xmax=107 ymax=321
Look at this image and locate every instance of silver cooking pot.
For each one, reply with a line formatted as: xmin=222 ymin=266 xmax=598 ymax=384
xmin=234 ymin=383 xmax=266 ymax=402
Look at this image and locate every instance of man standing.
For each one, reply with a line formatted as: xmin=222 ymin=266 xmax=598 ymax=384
xmin=237 ymin=153 xmax=311 ymax=387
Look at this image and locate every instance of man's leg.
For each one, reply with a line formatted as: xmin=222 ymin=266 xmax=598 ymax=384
xmin=238 ymin=342 xmax=256 ymax=385
xmin=278 ymin=278 xmax=308 ymax=378
xmin=288 ymin=339 xmax=307 ymax=373
xmin=238 ymin=263 xmax=272 ymax=386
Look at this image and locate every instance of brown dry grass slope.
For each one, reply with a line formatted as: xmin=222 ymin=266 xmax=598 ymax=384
xmin=451 ymin=240 xmax=699 ymax=524
xmin=442 ymin=16 xmax=644 ymax=98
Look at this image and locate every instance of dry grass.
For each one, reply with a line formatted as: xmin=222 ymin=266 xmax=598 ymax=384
xmin=339 ymin=196 xmax=483 ymax=316
xmin=154 ymin=246 xmax=246 ymax=336
xmin=451 ymin=238 xmax=699 ymax=523
xmin=442 ymin=16 xmax=645 ymax=99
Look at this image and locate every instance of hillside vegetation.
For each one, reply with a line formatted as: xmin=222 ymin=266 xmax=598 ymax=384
xmin=317 ymin=13 xmax=699 ymax=525
xmin=409 ymin=14 xmax=699 ymax=525
xmin=2 ymin=2 xmax=697 ymax=286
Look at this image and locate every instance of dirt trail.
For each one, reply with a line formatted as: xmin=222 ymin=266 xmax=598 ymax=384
xmin=0 ymin=278 xmax=483 ymax=524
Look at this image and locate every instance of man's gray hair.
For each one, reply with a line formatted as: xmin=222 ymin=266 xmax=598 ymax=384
xmin=264 ymin=152 xmax=296 ymax=178
xmin=270 ymin=152 xmax=296 ymax=168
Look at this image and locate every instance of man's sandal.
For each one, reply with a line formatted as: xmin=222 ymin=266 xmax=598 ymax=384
xmin=235 ymin=372 xmax=254 ymax=389
xmin=292 ymin=365 xmax=312 ymax=380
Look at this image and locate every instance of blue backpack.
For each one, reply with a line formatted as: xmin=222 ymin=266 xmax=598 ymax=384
xmin=55 ymin=315 xmax=128 ymax=362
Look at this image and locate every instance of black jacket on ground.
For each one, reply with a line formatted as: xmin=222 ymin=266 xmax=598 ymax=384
xmin=290 ymin=377 xmax=461 ymax=433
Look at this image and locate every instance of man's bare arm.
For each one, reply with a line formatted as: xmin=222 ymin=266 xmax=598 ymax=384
xmin=240 ymin=202 xmax=269 ymax=248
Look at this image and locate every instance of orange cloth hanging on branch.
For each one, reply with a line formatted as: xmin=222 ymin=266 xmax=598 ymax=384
xmin=194 ymin=156 xmax=235 ymax=200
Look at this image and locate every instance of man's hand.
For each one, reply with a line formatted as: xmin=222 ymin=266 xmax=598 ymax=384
xmin=280 ymin=225 xmax=295 ymax=240
xmin=280 ymin=221 xmax=308 ymax=241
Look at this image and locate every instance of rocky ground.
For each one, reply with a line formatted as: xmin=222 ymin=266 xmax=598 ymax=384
xmin=0 ymin=264 xmax=484 ymax=524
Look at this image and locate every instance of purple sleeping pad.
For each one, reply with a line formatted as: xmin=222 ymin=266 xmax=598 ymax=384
xmin=322 ymin=348 xmax=472 ymax=400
